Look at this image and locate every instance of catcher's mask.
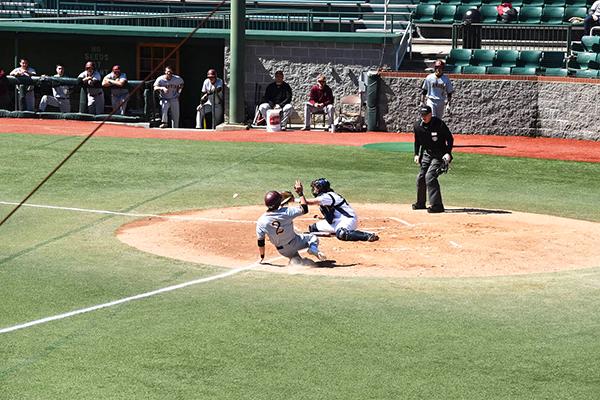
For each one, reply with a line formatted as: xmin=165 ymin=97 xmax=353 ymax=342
xmin=310 ymin=178 xmax=331 ymax=197
xmin=264 ymin=191 xmax=282 ymax=210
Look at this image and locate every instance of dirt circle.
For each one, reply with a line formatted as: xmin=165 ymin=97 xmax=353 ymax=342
xmin=116 ymin=204 xmax=600 ymax=278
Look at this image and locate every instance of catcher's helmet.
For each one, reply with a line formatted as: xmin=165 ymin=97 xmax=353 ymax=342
xmin=264 ymin=191 xmax=282 ymax=210
xmin=310 ymin=178 xmax=331 ymax=197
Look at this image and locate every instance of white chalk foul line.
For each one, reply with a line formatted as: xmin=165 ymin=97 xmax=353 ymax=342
xmin=0 ymin=201 xmax=255 ymax=224
xmin=0 ymin=256 xmax=288 ymax=335
xmin=449 ymin=241 xmax=462 ymax=248
xmin=388 ymin=217 xmax=415 ymax=227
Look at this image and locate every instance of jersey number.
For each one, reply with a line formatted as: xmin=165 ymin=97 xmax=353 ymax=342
xmin=271 ymin=221 xmax=284 ymax=235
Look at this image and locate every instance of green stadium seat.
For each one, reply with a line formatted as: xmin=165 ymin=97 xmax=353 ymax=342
xmin=565 ymin=0 xmax=587 ymax=6
xmin=455 ymin=5 xmax=474 ymax=22
xmin=421 ymin=0 xmax=443 ymax=4
xmin=435 ymin=4 xmax=458 ymax=23
xmin=413 ymin=4 xmax=436 ymax=23
xmin=517 ymin=50 xmax=542 ymax=67
xmin=563 ymin=6 xmax=586 ymax=23
xmin=540 ymin=51 xmax=566 ymax=68
xmin=518 ymin=6 xmax=543 ymax=23
xmin=567 ymin=52 xmax=600 ymax=69
xmin=460 ymin=0 xmax=482 ymax=5
xmin=511 ymin=66 xmax=539 ymax=75
xmin=486 ymin=66 xmax=512 ymax=74
xmin=480 ymin=0 xmax=497 ymax=4
xmin=462 ymin=65 xmax=487 ymax=74
xmin=544 ymin=0 xmax=566 ymax=6
xmin=543 ymin=67 xmax=569 ymax=76
xmin=445 ymin=0 xmax=463 ymax=5
xmin=493 ymin=50 xmax=519 ymax=67
xmin=472 ymin=49 xmax=496 ymax=66
xmin=541 ymin=6 xmax=565 ymax=24
xmin=522 ymin=0 xmax=545 ymax=5
xmin=572 ymin=69 xmax=600 ymax=78
xmin=581 ymin=35 xmax=600 ymax=52
xmin=445 ymin=65 xmax=464 ymax=73
xmin=480 ymin=5 xmax=500 ymax=22
xmin=447 ymin=48 xmax=473 ymax=66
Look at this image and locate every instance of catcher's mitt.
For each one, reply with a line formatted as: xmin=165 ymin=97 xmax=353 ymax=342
xmin=280 ymin=190 xmax=295 ymax=206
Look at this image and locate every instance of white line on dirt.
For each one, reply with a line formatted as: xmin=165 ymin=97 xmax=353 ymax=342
xmin=0 ymin=201 xmax=255 ymax=224
xmin=388 ymin=217 xmax=415 ymax=227
xmin=0 ymin=256 xmax=286 ymax=335
xmin=449 ymin=241 xmax=462 ymax=248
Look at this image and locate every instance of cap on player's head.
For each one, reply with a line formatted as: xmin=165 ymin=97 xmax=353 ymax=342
xmin=264 ymin=191 xmax=282 ymax=211
xmin=207 ymin=69 xmax=217 ymax=78
xmin=85 ymin=61 xmax=94 ymax=70
xmin=112 ymin=65 xmax=120 ymax=72
xmin=419 ymin=105 xmax=432 ymax=116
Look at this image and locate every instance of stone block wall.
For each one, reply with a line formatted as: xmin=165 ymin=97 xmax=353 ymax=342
xmin=224 ymin=39 xmax=395 ymax=123
xmin=378 ymin=74 xmax=600 ymax=141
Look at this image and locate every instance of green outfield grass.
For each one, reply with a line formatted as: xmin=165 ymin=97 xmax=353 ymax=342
xmin=1 ymin=133 xmax=599 ymax=399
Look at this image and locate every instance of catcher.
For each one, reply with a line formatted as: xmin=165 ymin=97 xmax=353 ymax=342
xmin=256 ymin=180 xmax=326 ymax=264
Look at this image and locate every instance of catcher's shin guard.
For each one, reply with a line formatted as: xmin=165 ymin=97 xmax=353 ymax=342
xmin=335 ymin=228 xmax=372 ymax=241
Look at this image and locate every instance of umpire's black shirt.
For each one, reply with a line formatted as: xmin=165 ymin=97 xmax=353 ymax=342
xmin=413 ymin=116 xmax=454 ymax=157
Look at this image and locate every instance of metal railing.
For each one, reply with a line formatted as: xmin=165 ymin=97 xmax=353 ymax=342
xmin=451 ymin=23 xmax=573 ymax=52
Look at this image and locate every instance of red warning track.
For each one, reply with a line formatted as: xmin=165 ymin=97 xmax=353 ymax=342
xmin=0 ymin=118 xmax=598 ymax=163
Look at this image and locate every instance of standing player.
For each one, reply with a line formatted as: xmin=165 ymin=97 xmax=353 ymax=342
xmin=421 ymin=59 xmax=454 ymax=119
xmin=256 ymin=181 xmax=326 ymax=264
xmin=154 ymin=66 xmax=184 ymax=128
xmin=10 ymin=58 xmax=37 ymax=111
xmin=102 ymin=65 xmax=129 ymax=115
xmin=412 ymin=105 xmax=454 ymax=213
xmin=39 ymin=64 xmax=71 ymax=113
xmin=302 ymin=178 xmax=379 ymax=242
xmin=77 ymin=61 xmax=104 ymax=115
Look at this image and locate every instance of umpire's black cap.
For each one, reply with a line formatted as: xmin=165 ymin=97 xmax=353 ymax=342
xmin=419 ymin=105 xmax=432 ymax=115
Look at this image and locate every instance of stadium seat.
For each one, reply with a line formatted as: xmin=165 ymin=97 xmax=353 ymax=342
xmin=445 ymin=65 xmax=464 ymax=73
xmin=543 ymin=67 xmax=569 ymax=76
xmin=455 ymin=5 xmax=474 ymax=22
xmin=511 ymin=66 xmax=539 ymax=75
xmin=460 ymin=0 xmax=482 ymax=5
xmin=567 ymin=52 xmax=600 ymax=69
xmin=563 ymin=6 xmax=586 ymax=23
xmin=486 ymin=66 xmax=512 ymax=74
xmin=480 ymin=0 xmax=497 ymax=4
xmin=472 ymin=49 xmax=496 ymax=66
xmin=541 ymin=6 xmax=565 ymax=24
xmin=434 ymin=5 xmax=458 ymax=23
xmin=462 ymin=65 xmax=487 ymax=74
xmin=480 ymin=5 xmax=500 ymax=22
xmin=581 ymin=35 xmax=600 ymax=52
xmin=517 ymin=50 xmax=542 ymax=67
xmin=445 ymin=0 xmax=463 ymax=5
xmin=522 ymin=0 xmax=545 ymax=5
xmin=493 ymin=50 xmax=519 ymax=67
xmin=544 ymin=0 xmax=566 ymax=6
xmin=572 ymin=69 xmax=600 ymax=78
xmin=564 ymin=0 xmax=587 ymax=6
xmin=518 ymin=6 xmax=543 ymax=23
xmin=413 ymin=4 xmax=436 ymax=23
xmin=447 ymin=48 xmax=473 ymax=66
xmin=420 ymin=0 xmax=443 ymax=4
xmin=541 ymin=51 xmax=566 ymax=68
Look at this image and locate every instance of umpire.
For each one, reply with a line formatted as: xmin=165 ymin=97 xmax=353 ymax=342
xmin=412 ymin=105 xmax=454 ymax=213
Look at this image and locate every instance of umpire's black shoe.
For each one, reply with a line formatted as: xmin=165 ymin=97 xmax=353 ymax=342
xmin=427 ymin=205 xmax=445 ymax=213
xmin=412 ymin=203 xmax=426 ymax=210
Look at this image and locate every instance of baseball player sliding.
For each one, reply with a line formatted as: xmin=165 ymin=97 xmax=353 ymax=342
xmin=256 ymin=180 xmax=326 ymax=265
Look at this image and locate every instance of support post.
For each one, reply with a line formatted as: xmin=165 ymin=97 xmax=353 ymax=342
xmin=229 ymin=0 xmax=245 ymax=124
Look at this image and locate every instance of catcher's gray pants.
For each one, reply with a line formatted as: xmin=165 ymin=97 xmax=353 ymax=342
xmin=416 ymin=151 xmax=445 ymax=208
xmin=303 ymin=103 xmax=334 ymax=128
xmin=87 ymin=93 xmax=105 ymax=115
xmin=111 ymin=93 xmax=128 ymax=115
xmin=160 ymin=98 xmax=180 ymax=128
xmin=39 ymin=95 xmax=70 ymax=113
xmin=426 ymin=99 xmax=445 ymax=120
xmin=277 ymin=233 xmax=319 ymax=259
xmin=259 ymin=103 xmax=293 ymax=126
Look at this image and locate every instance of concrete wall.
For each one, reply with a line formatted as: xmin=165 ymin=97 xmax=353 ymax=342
xmin=224 ymin=39 xmax=395 ymax=123
xmin=378 ymin=74 xmax=600 ymax=141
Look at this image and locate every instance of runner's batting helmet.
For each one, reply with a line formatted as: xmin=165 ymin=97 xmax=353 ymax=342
xmin=264 ymin=191 xmax=282 ymax=210
xmin=310 ymin=178 xmax=331 ymax=197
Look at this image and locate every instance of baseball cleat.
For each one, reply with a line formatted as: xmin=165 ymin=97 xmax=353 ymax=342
xmin=412 ymin=203 xmax=426 ymax=210
xmin=427 ymin=205 xmax=445 ymax=213
xmin=308 ymin=245 xmax=326 ymax=261
xmin=367 ymin=233 xmax=379 ymax=242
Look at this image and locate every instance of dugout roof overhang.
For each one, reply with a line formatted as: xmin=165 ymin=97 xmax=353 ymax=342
xmin=0 ymin=21 xmax=398 ymax=43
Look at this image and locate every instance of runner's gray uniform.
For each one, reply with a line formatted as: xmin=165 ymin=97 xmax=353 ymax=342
xmin=256 ymin=206 xmax=319 ymax=259
xmin=422 ymin=73 xmax=453 ymax=119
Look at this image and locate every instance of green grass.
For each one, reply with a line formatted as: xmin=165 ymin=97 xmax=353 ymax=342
xmin=1 ymin=133 xmax=600 ymax=399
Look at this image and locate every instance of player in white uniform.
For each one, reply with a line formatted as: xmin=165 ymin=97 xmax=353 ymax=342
xmin=196 ymin=68 xmax=224 ymax=129
xmin=256 ymin=181 xmax=326 ymax=264
xmin=303 ymin=178 xmax=379 ymax=242
xmin=77 ymin=61 xmax=104 ymax=115
xmin=10 ymin=58 xmax=37 ymax=111
xmin=154 ymin=66 xmax=184 ymax=128
xmin=39 ymin=64 xmax=71 ymax=113
xmin=102 ymin=65 xmax=129 ymax=115
xmin=421 ymin=59 xmax=454 ymax=119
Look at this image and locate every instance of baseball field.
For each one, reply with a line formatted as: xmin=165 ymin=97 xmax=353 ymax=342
xmin=1 ymin=120 xmax=600 ymax=399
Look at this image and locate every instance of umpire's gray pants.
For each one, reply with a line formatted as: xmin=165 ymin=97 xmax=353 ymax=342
xmin=160 ymin=98 xmax=180 ymax=128
xmin=416 ymin=152 xmax=445 ymax=208
xmin=39 ymin=96 xmax=70 ymax=113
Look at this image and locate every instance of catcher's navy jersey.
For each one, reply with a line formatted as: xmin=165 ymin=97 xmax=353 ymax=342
xmin=256 ymin=206 xmax=304 ymax=248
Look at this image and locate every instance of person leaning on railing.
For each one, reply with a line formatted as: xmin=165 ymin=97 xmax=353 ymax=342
xmin=584 ymin=0 xmax=600 ymax=35
xmin=39 ymin=64 xmax=71 ymax=113
xmin=102 ymin=65 xmax=129 ymax=115
xmin=77 ymin=61 xmax=104 ymax=115
xmin=10 ymin=58 xmax=37 ymax=112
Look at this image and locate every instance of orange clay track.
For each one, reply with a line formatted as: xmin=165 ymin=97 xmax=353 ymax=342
xmin=3 ymin=118 xmax=600 ymax=278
